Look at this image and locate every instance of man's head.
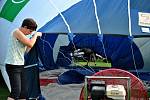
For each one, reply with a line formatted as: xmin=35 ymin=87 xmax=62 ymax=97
xmin=21 ymin=18 xmax=37 ymax=31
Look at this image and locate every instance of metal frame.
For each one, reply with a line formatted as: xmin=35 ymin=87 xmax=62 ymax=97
xmin=84 ymin=76 xmax=131 ymax=100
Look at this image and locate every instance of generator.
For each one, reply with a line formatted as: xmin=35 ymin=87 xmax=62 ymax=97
xmin=90 ymin=80 xmax=126 ymax=100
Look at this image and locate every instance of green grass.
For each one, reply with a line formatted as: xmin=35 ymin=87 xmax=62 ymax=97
xmin=75 ymin=61 xmax=111 ymax=67
xmin=148 ymin=91 xmax=150 ymax=97
xmin=73 ymin=59 xmax=111 ymax=68
xmin=0 ymin=73 xmax=9 ymax=100
xmin=0 ymin=86 xmax=9 ymax=100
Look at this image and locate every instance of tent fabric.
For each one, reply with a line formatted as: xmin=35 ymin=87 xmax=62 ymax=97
xmin=39 ymin=0 xmax=150 ymax=36
xmin=58 ymin=68 xmax=94 ymax=84
xmin=74 ymin=34 xmax=144 ymax=70
xmin=36 ymin=33 xmax=143 ymax=70
xmin=24 ymin=40 xmax=42 ymax=99
xmin=24 ymin=66 xmax=41 ymax=99
xmin=1 ymin=0 xmax=150 ymax=71
xmin=24 ymin=33 xmax=146 ymax=84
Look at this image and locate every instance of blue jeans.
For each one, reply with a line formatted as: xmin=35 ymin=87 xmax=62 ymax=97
xmin=6 ymin=64 xmax=28 ymax=100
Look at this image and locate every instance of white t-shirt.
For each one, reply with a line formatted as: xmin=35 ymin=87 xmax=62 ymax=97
xmin=5 ymin=29 xmax=27 ymax=65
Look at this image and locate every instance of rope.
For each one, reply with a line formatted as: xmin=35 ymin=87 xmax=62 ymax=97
xmin=92 ymin=0 xmax=109 ymax=63
xmin=48 ymin=0 xmax=71 ymax=33
xmin=92 ymin=0 xmax=101 ymax=35
xmin=127 ymin=0 xmax=132 ymax=37
xmin=127 ymin=0 xmax=140 ymax=78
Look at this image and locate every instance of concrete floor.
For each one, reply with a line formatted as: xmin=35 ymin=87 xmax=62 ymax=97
xmin=40 ymin=69 xmax=84 ymax=100
xmin=41 ymin=83 xmax=83 ymax=100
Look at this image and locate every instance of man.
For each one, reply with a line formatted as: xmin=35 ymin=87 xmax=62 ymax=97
xmin=5 ymin=18 xmax=42 ymax=100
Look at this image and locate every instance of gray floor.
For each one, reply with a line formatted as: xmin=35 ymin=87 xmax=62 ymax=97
xmin=40 ymin=69 xmax=84 ymax=100
xmin=41 ymin=83 xmax=83 ymax=100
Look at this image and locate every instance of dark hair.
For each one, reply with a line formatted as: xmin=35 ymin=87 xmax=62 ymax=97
xmin=21 ymin=18 xmax=37 ymax=31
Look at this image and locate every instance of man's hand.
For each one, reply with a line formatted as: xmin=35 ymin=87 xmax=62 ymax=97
xmin=35 ymin=32 xmax=42 ymax=37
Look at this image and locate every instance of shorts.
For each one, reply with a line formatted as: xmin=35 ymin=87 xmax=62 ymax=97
xmin=6 ymin=64 xmax=28 ymax=99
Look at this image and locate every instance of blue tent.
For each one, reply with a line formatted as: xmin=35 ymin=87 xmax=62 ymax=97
xmin=25 ymin=0 xmax=150 ymax=84
xmin=39 ymin=0 xmax=150 ymax=36
xmin=37 ymin=0 xmax=150 ymax=72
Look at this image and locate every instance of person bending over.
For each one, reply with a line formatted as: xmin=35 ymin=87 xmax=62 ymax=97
xmin=5 ymin=18 xmax=42 ymax=100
